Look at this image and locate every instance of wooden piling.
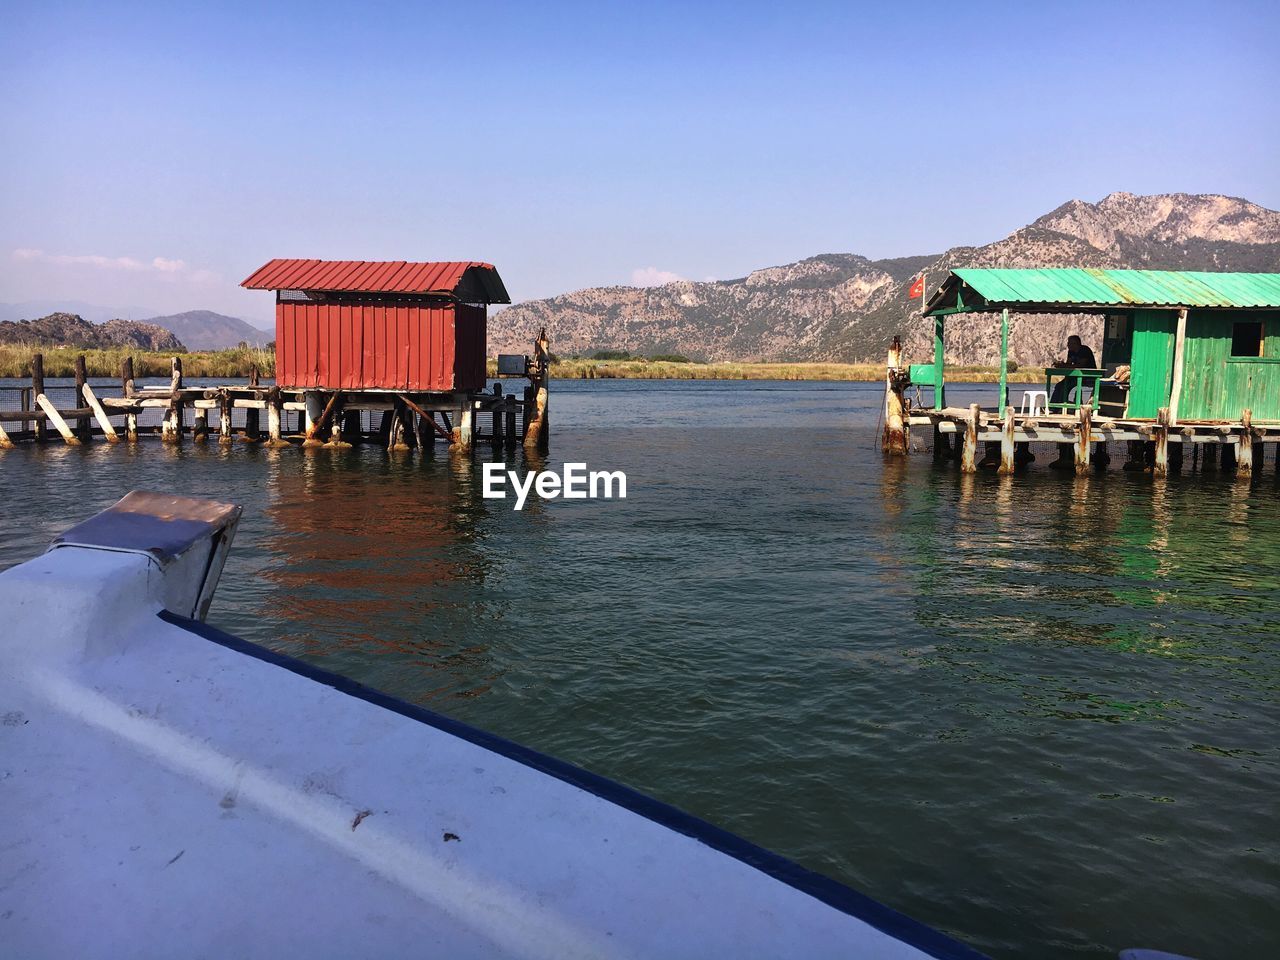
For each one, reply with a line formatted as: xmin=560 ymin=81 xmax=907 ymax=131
xmin=1123 ymin=439 xmax=1145 ymax=472
xmin=303 ymin=392 xmax=338 ymax=447
xmin=194 ymin=405 xmax=209 ymax=442
xmin=219 ymin=391 xmax=233 ymax=444
xmin=81 ymin=384 xmax=119 ymax=442
xmin=1221 ymin=439 xmax=1237 ymax=471
xmin=243 ymin=365 xmax=261 ymax=441
xmin=120 ymin=357 xmax=138 ymax=442
xmin=162 ymin=357 xmax=183 ymax=443
xmin=504 ymin=398 xmax=517 ymax=450
xmin=452 ymin=400 xmax=474 ymax=452
xmin=523 ymin=327 xmax=550 ymax=453
xmin=961 ymin=403 xmax=979 ymax=473
xmin=388 ymin=398 xmax=412 ymax=451
xmin=399 ymin=395 xmax=451 ymax=448
xmin=36 ymin=394 xmax=80 ymax=445
xmin=999 ymin=405 xmax=1015 ymax=474
xmin=882 ymin=335 xmax=908 ymax=456
xmin=323 ymin=395 xmax=348 ymax=447
xmin=1153 ymin=407 xmax=1169 ymax=477
xmin=266 ymin=387 xmax=287 ymax=447
xmin=32 ymin=353 xmax=46 ymax=443
xmin=341 ymin=408 xmax=361 ymax=446
xmin=1075 ymin=405 xmax=1092 ymax=475
xmin=491 ymin=384 xmax=505 ymax=449
xmin=1238 ymin=409 xmax=1253 ymax=477
xmin=0 ymin=416 xmax=11 ymax=448
xmin=73 ymin=355 xmax=90 ymax=442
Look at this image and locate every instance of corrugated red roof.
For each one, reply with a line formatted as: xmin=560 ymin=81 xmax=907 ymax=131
xmin=240 ymin=259 xmax=509 ymax=303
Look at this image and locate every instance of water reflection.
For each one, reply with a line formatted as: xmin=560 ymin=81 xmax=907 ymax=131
xmin=253 ymin=448 xmax=503 ymax=702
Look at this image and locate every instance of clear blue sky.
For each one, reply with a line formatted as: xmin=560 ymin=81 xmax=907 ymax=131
xmin=1 ymin=0 xmax=1277 ymax=325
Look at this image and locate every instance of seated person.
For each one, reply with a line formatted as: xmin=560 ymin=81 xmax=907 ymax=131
xmin=1050 ymin=335 xmax=1098 ymax=409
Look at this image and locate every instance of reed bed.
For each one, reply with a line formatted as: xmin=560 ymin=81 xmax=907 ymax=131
xmin=0 ymin=343 xmax=1036 ymax=384
xmin=0 ymin=343 xmax=275 ymax=379
xmin=509 ymin=358 xmax=1044 ymax=382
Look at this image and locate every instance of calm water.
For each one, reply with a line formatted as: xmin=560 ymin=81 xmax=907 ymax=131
xmin=2 ymin=378 xmax=1277 ymax=959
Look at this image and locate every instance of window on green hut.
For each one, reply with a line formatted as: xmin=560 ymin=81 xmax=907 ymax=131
xmin=1230 ymin=320 xmax=1264 ymax=358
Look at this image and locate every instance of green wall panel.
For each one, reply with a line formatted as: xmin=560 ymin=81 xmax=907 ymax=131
xmin=1178 ymin=311 xmax=1280 ymax=421
xmin=1128 ymin=309 xmax=1175 ymax=419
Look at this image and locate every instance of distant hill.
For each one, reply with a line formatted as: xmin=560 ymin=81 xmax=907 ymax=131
xmin=0 ymin=300 xmax=158 ymax=325
xmin=492 ymin=192 xmax=1280 ymax=366
xmin=0 ymin=313 xmax=183 ymax=351
xmin=141 ymin=310 xmax=271 ymax=350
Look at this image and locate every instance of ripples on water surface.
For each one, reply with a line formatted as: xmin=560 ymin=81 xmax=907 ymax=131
xmin=1 ymin=379 xmax=1277 ymax=959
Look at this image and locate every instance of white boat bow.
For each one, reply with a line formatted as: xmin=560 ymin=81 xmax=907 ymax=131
xmin=0 ymin=492 xmax=984 ymax=959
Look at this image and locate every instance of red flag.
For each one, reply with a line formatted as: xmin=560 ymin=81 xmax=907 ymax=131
xmin=907 ymin=275 xmax=924 ymax=299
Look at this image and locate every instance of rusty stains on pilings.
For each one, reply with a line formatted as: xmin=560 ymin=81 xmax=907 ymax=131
xmin=523 ymin=327 xmax=550 ymax=454
xmin=1153 ymin=407 xmax=1170 ymax=477
xmin=303 ymin=392 xmax=339 ymax=448
xmin=999 ymin=405 xmax=1016 ymax=474
xmin=1075 ymin=405 xmax=1092 ymax=476
xmin=882 ymin=335 xmax=909 ymax=457
xmin=961 ymin=403 xmax=979 ymax=473
xmin=1238 ymin=409 xmax=1254 ymax=478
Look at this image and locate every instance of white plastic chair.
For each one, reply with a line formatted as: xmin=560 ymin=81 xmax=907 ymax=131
xmin=1021 ymin=390 xmax=1047 ymax=416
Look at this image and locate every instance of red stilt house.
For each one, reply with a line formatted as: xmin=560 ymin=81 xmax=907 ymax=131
xmin=241 ymin=259 xmax=510 ymax=393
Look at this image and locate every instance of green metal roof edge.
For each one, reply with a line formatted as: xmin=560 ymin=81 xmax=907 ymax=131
xmin=947 ymin=268 xmax=1280 ymax=310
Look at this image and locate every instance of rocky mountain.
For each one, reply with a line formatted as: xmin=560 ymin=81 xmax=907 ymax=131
xmin=0 ymin=300 xmax=158 ymax=325
xmin=0 ymin=312 xmax=184 ymax=351
xmin=492 ymin=193 xmax=1280 ymax=366
xmin=493 ymin=254 xmax=934 ymax=363
xmin=141 ymin=310 xmax=271 ymax=350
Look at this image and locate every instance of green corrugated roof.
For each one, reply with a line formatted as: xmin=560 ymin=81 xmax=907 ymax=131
xmin=927 ymin=269 xmax=1280 ymax=314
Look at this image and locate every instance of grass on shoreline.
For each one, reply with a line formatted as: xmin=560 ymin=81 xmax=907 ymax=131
xmin=0 ymin=343 xmax=275 ymax=379
xmin=1 ymin=342 xmax=1041 ymax=384
xmin=534 ymin=358 xmax=1044 ymax=382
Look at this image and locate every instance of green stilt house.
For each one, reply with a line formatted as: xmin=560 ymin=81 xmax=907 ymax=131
xmin=916 ymin=268 xmax=1280 ymax=423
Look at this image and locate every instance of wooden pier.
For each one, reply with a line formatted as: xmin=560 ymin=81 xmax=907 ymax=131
xmin=0 ymin=351 xmax=546 ymax=455
xmin=906 ymin=404 xmax=1276 ymax=478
